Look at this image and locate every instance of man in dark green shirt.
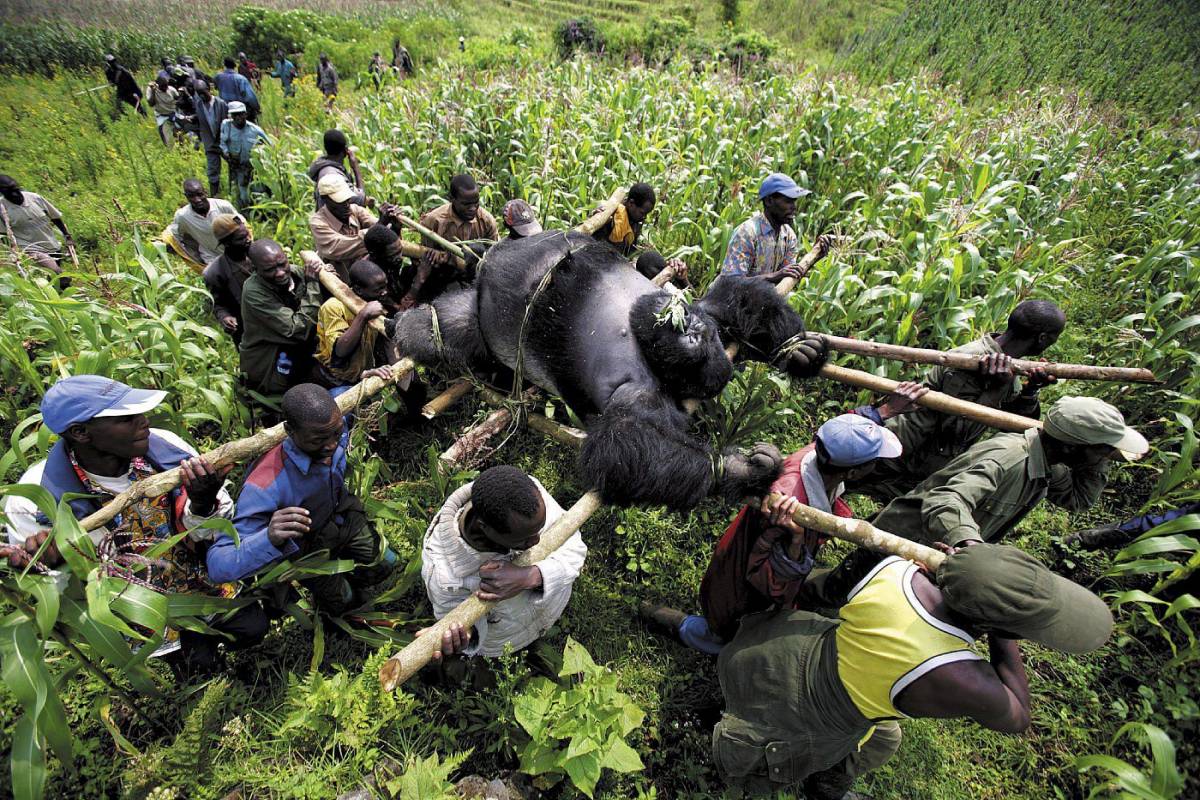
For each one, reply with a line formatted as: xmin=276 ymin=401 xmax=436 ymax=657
xmin=852 ymin=300 xmax=1065 ymax=502
xmin=239 ymin=239 xmax=327 ymax=395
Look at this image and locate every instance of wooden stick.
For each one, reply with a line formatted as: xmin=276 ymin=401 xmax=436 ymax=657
xmin=817 ymin=333 xmax=1158 ymax=384
xmin=819 ymin=363 xmax=1040 ymax=432
xmin=0 ymin=201 xmax=29 ymax=278
xmin=438 ymin=406 xmax=512 ymax=468
xmin=393 ymin=212 xmax=467 ymax=261
xmin=768 ymin=493 xmax=946 ymax=571
xmin=574 ymin=187 xmax=628 ymax=236
xmin=302 ymin=250 xmax=386 ymax=336
xmin=421 ymin=379 xmax=474 ymax=419
xmin=379 ymin=489 xmax=603 ymax=690
xmin=77 ymin=361 xmax=414 ymax=533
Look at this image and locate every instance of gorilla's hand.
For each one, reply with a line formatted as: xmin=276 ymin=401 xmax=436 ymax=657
xmin=719 ymin=442 xmax=783 ymax=502
xmin=784 ymin=333 xmax=828 ymax=379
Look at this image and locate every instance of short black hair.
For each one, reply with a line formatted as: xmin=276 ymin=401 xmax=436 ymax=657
xmin=1008 ymin=300 xmax=1065 ymax=338
xmin=248 ymin=238 xmax=284 ymax=266
xmin=0 ymin=174 xmax=16 ymax=189
xmin=635 ymin=250 xmax=666 ymax=279
xmin=182 ymin=177 xmax=203 ymax=193
xmin=363 ymin=222 xmax=399 ymax=261
xmin=323 ymin=129 xmax=348 ymax=156
xmin=628 ymin=182 xmax=656 ymax=208
xmin=348 ymin=258 xmax=385 ymax=288
xmin=472 ymin=466 xmax=540 ymax=532
xmin=224 ymin=56 xmax=237 ymax=69
xmin=449 ymin=173 xmax=477 ymax=198
xmin=282 ymin=383 xmax=339 ymax=430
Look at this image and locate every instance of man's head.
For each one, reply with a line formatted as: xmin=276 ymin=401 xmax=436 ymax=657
xmin=317 ymin=174 xmax=355 ymax=221
xmin=449 ymin=174 xmax=480 ymax=222
xmin=282 ymin=384 xmax=343 ymax=463
xmin=161 ymin=57 xmax=174 ymax=69
xmin=469 ymin=466 xmax=546 ymax=551
xmin=181 ymin=55 xmax=195 ymax=67
xmin=348 ymin=258 xmax=388 ymax=301
xmin=227 ymin=101 xmax=248 ymax=126
xmin=323 ymin=128 xmax=349 ymax=158
xmin=502 ymin=199 xmax=542 ymax=238
xmin=624 ymin=182 xmax=656 ymax=225
xmin=182 ymin=178 xmax=209 ymax=214
xmin=224 ymin=56 xmax=237 ymax=70
xmin=0 ymin=175 xmax=22 ymax=204
xmin=155 ymin=74 xmax=170 ymax=90
xmin=758 ymin=172 xmax=809 ymax=229
xmin=212 ymin=213 xmax=251 ymax=257
xmin=42 ymin=375 xmax=167 ymax=460
xmin=814 ymin=413 xmax=903 ymax=481
xmin=938 ymin=543 xmax=1113 ymax=654
xmin=103 ymin=54 xmax=116 ymax=66
xmin=320 ymin=53 xmax=329 ymax=64
xmin=238 ymin=51 xmax=248 ymax=62
xmin=275 ymin=48 xmax=285 ymax=59
xmin=249 ymin=239 xmax=291 ymax=287
xmin=363 ymin=222 xmax=402 ymax=266
xmin=1002 ymin=300 xmax=1066 ymax=357
xmin=194 ymin=79 xmax=212 ymax=101
xmin=1041 ymin=396 xmax=1148 ymax=468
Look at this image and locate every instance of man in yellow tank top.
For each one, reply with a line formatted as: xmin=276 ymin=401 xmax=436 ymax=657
xmin=712 ymin=543 xmax=1112 ymax=799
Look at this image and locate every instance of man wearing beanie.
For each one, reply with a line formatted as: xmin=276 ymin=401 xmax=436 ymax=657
xmin=202 ymin=213 xmax=253 ymax=343
xmin=711 ymin=542 xmax=1113 ymax=798
xmin=808 ymin=396 xmax=1148 ymax=607
xmin=640 ymin=384 xmax=927 ymax=654
xmin=0 ymin=375 xmax=268 ymax=678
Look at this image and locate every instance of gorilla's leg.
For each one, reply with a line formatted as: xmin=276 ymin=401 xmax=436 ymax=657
xmin=695 ymin=275 xmax=827 ymax=379
xmin=579 ymin=386 xmax=782 ymax=510
xmin=390 ymin=287 xmax=493 ymax=374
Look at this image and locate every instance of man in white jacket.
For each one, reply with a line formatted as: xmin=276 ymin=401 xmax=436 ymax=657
xmin=420 ymin=465 xmax=587 ymax=664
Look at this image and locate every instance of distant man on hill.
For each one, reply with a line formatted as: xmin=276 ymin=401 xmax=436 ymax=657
xmin=213 ymin=56 xmax=260 ymax=121
xmin=164 ymin=178 xmax=237 ymax=269
xmin=202 ymin=213 xmax=254 ymax=345
xmin=219 ymin=101 xmax=270 ymax=208
xmin=271 ymin=49 xmax=298 ymax=98
xmin=103 ymin=54 xmax=144 ymax=115
xmin=851 ymin=300 xmax=1065 ymax=501
xmin=145 ymin=73 xmax=179 ymax=147
xmin=237 ymin=51 xmax=262 ymax=90
xmin=722 ymin=172 xmax=811 ymax=283
xmin=0 ymin=174 xmax=74 ymax=275
xmin=192 ymin=80 xmax=229 ymax=197
xmin=307 ymin=129 xmax=367 ymax=211
xmin=316 ymin=53 xmax=339 ymax=111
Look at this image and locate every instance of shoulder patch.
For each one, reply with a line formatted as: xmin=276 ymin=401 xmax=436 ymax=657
xmin=247 ymin=444 xmax=287 ymax=490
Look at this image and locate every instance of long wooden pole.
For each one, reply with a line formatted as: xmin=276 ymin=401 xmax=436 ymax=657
xmin=393 ymin=212 xmax=468 ymax=264
xmin=77 ymin=361 xmax=414 ymax=533
xmin=302 ymin=250 xmax=386 ymax=336
xmin=574 ymin=187 xmax=628 ymax=236
xmin=818 ymin=333 xmax=1158 ymax=384
xmin=379 ymin=489 xmax=603 ymax=690
xmin=421 ymin=379 xmax=474 ymax=419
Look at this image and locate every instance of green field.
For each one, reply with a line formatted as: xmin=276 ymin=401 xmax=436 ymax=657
xmin=0 ymin=2 xmax=1197 ymax=799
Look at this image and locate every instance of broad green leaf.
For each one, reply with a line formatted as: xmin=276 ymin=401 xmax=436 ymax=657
xmin=601 ymin=737 xmax=644 ymax=773
xmin=560 ymin=636 xmax=599 ymax=677
xmin=16 ymin=575 xmax=59 ymax=640
xmin=10 ymin=714 xmax=46 ymax=800
xmin=85 ymin=569 xmax=144 ymax=640
xmin=0 ymin=619 xmax=73 ymax=768
xmin=51 ymin=497 xmax=98 ymax=578
xmin=563 ymin=751 xmax=602 ymax=798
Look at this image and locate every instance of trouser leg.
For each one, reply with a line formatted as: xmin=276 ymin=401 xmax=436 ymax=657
xmin=204 ymin=146 xmax=222 ymax=195
xmin=806 ymin=720 xmax=902 ymax=799
xmin=177 ymin=600 xmax=269 ymax=677
xmin=302 ymin=495 xmax=394 ymax=614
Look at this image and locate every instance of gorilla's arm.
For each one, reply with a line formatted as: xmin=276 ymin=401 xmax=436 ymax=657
xmin=694 ymin=275 xmax=826 ymax=379
xmin=390 ymin=286 xmax=494 ymax=374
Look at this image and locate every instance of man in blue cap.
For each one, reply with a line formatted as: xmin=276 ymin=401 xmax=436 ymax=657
xmin=640 ymin=384 xmax=927 ymax=653
xmin=1 ymin=375 xmax=268 ymax=678
xmin=722 ymin=172 xmax=813 ymax=282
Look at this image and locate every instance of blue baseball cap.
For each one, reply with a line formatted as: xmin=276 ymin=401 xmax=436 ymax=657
xmin=758 ymin=172 xmax=810 ymax=200
xmin=41 ymin=376 xmax=167 ymax=434
xmin=815 ymin=414 xmax=903 ymax=468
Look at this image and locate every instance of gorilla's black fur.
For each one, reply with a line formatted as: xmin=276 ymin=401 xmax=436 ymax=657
xmin=393 ymin=230 xmax=821 ymax=510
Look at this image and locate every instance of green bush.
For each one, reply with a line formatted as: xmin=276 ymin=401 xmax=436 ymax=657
xmin=0 ymin=22 xmax=231 ymax=72
xmin=555 ymin=17 xmax=605 ymax=60
xmin=231 ymin=6 xmax=325 ymax=62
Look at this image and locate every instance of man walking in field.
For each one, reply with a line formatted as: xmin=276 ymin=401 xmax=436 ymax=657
xmin=192 ymin=80 xmax=229 ymax=197
xmin=851 ymin=299 xmax=1065 ymax=501
xmin=272 ymin=49 xmax=298 ymax=98
xmin=316 ymin=53 xmax=339 ymax=111
xmin=103 ymin=54 xmax=144 ymax=115
xmin=0 ymin=175 xmax=74 ymax=275
xmin=146 ymin=74 xmax=179 ymax=147
xmin=213 ymin=57 xmax=260 ymax=122
xmin=164 ymin=178 xmax=237 ymax=269
xmin=219 ymin=101 xmax=270 ymax=208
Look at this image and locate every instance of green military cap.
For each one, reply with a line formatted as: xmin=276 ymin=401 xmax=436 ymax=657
xmin=1043 ymin=396 xmax=1149 ymax=461
xmin=937 ymin=543 xmax=1113 ymax=654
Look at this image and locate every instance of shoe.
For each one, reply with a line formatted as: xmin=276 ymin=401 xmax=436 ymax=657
xmin=638 ymin=601 xmax=687 ymax=639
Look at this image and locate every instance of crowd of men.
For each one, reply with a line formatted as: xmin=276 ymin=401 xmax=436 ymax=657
xmin=0 ymin=67 xmax=1180 ymax=794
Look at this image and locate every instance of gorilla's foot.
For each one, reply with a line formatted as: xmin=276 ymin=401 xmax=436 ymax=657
xmin=718 ymin=442 xmax=783 ymax=502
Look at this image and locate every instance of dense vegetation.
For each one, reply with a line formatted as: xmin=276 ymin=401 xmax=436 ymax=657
xmin=0 ymin=1 xmax=1197 ymax=799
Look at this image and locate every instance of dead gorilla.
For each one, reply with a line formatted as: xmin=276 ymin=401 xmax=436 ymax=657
xmin=392 ymin=230 xmax=826 ymax=509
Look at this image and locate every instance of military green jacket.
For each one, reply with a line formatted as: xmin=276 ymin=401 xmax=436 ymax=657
xmin=863 ymin=335 xmax=1041 ymax=501
xmin=872 ymin=428 xmax=1108 ymax=548
xmin=238 ymin=267 xmax=321 ymax=393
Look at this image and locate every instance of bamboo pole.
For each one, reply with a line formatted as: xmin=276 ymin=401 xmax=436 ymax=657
xmin=819 ymin=363 xmax=1040 ymax=433
xmin=768 ymin=493 xmax=947 ymax=571
xmin=302 ymin=250 xmax=387 ymax=336
xmin=392 ymin=212 xmax=468 ymax=266
xmin=817 ymin=333 xmax=1158 ymax=384
xmin=77 ymin=361 xmax=415 ymax=533
xmin=379 ymin=489 xmax=603 ymax=690
xmin=574 ymin=187 xmax=628 ymax=236
xmin=421 ymin=379 xmax=475 ymax=419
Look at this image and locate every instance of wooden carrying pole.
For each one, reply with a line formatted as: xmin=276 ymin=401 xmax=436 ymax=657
xmin=768 ymin=493 xmax=947 ymax=572
xmin=302 ymin=251 xmax=387 ymax=336
xmin=393 ymin=213 xmax=468 ymax=268
xmin=817 ymin=333 xmax=1158 ymax=384
xmin=379 ymin=489 xmax=603 ymax=690
xmin=77 ymin=360 xmax=415 ymax=533
xmin=421 ymin=378 xmax=474 ymax=419
xmin=574 ymin=187 xmax=628 ymax=236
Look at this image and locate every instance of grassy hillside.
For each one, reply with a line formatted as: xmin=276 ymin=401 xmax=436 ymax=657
xmin=839 ymin=0 xmax=1200 ymax=120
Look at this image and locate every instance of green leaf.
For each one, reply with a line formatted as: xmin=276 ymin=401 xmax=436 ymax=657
xmin=601 ymin=737 xmax=644 ymax=773
xmin=93 ymin=695 xmax=139 ymax=757
xmin=85 ymin=569 xmax=144 ymax=640
xmin=0 ymin=618 xmax=73 ymax=768
xmin=560 ymin=636 xmax=599 ymax=677
xmin=51 ymin=497 xmax=98 ymax=578
xmin=58 ymin=596 xmax=159 ymax=696
xmin=563 ymin=750 xmax=602 ymax=798
xmin=10 ymin=714 xmax=46 ymax=800
xmin=107 ymin=579 xmax=168 ymax=634
xmin=16 ymin=575 xmax=59 ymax=640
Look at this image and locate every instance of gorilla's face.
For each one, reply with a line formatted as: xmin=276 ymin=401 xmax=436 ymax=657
xmin=677 ymin=307 xmax=720 ymax=358
xmin=631 ymin=293 xmax=732 ymax=400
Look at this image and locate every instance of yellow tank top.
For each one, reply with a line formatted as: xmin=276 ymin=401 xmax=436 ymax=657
xmin=836 ymin=556 xmax=982 ymax=720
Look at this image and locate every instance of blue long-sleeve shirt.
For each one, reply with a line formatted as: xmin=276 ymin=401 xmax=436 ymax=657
xmin=213 ymin=68 xmax=259 ymax=109
xmin=220 ymin=119 xmax=270 ymax=164
xmin=1117 ymin=501 xmax=1200 ymax=536
xmin=206 ymin=425 xmax=349 ymax=583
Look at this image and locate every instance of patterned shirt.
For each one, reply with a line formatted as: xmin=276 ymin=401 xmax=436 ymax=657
xmin=721 ymin=211 xmax=798 ymax=277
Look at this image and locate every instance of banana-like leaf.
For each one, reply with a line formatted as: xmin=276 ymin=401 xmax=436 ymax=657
xmin=0 ymin=618 xmax=74 ymax=770
xmin=58 ymin=595 xmax=160 ymax=696
xmin=10 ymin=714 xmax=46 ymax=800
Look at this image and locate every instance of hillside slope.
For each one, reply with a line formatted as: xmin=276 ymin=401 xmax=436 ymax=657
xmin=839 ymin=0 xmax=1200 ymax=120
